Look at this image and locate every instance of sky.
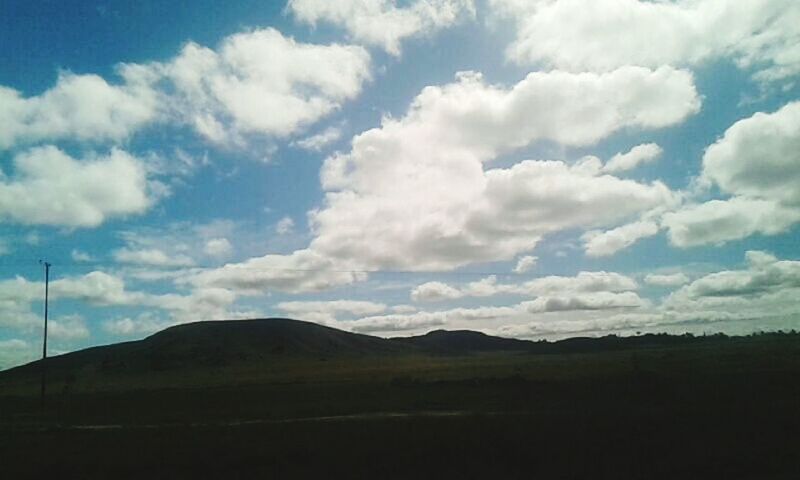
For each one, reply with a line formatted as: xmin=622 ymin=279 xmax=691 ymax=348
xmin=1 ymin=0 xmax=800 ymax=369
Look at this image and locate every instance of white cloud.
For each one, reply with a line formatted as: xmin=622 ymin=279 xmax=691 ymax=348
xmin=703 ymin=102 xmax=800 ymax=205
xmin=183 ymin=66 xmax=694 ymax=293
xmin=348 ymin=312 xmax=447 ymax=333
xmin=0 ymin=146 xmax=154 ymax=227
xmin=662 ymin=251 xmax=800 ymax=320
xmin=496 ymin=312 xmax=667 ymax=338
xmin=352 ymin=288 xmax=646 ymax=335
xmin=348 ymin=254 xmax=800 ymax=340
xmin=49 ymin=271 xmax=142 ymax=306
xmin=526 ymin=271 xmax=639 ymax=296
xmin=115 ymin=222 xmax=241 ymax=273
xmin=644 ymin=273 xmax=691 ymax=287
xmin=48 ymin=315 xmax=90 ymax=341
xmin=185 ymin=248 xmax=365 ymax=295
xmin=391 ymin=304 xmax=418 ymax=314
xmin=0 ymin=29 xmax=371 ymax=150
xmin=349 ymin=305 xmax=518 ymax=334
xmin=114 ymin=247 xmax=195 ymax=267
xmin=276 ymin=217 xmax=295 ymax=235
xmin=663 ymin=197 xmax=800 ymax=248
xmin=665 ymin=102 xmax=800 ymax=247
xmin=513 ymin=255 xmax=537 ymax=274
xmin=153 ymin=28 xmax=372 ymax=144
xmin=0 ymin=68 xmax=159 ymax=150
xmin=276 ymin=300 xmax=387 ymax=323
xmin=520 ymin=291 xmax=647 ymax=313
xmin=410 ymin=271 xmax=639 ymax=302
xmin=314 ymin=67 xmax=693 ymax=271
xmin=5 ymin=270 xmax=242 ymax=327
xmin=204 ymin=238 xmax=233 ymax=259
xmin=493 ymin=0 xmax=800 ymax=84
xmin=288 ymin=0 xmax=475 ymax=55
xmin=293 ymin=126 xmax=343 ymax=151
xmin=602 ymin=143 xmax=663 ymax=174
xmin=582 ymin=221 xmax=660 ymax=257
xmin=464 ymin=275 xmax=503 ymax=297
xmin=411 ymin=281 xmax=465 ymax=302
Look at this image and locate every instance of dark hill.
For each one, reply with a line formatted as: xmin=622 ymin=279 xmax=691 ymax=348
xmin=1 ymin=319 xmax=778 ymax=383
xmin=393 ymin=329 xmax=535 ymax=353
xmin=1 ymin=318 xmax=418 ymax=378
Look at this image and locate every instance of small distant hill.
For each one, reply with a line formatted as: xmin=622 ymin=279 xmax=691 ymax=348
xmin=393 ymin=329 xmax=535 ymax=353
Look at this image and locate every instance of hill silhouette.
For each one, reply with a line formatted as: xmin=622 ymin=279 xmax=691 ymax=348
xmin=2 ymin=318 xmax=792 ymax=382
xmin=1 ymin=318 xmax=416 ymax=378
xmin=2 ymin=319 xmax=798 ymax=480
xmin=393 ymin=329 xmax=534 ymax=353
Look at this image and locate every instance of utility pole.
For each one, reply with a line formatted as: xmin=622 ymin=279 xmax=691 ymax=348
xmin=40 ymin=261 xmax=51 ymax=408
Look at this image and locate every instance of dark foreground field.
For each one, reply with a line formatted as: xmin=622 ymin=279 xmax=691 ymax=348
xmin=1 ymin=320 xmax=799 ymax=479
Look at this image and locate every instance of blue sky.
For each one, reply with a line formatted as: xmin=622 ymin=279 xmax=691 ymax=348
xmin=2 ymin=0 xmax=800 ymax=368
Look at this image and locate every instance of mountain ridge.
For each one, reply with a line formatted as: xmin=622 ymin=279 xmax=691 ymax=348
xmin=2 ymin=317 xmax=786 ymax=379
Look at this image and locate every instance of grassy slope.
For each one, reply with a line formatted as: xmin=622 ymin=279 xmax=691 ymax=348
xmin=1 ymin=330 xmax=799 ymax=479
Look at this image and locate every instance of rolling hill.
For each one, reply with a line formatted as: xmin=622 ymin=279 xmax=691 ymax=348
xmin=1 ymin=317 xmax=784 ymax=384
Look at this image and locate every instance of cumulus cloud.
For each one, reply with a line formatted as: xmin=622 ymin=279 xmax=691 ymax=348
xmin=513 ymin=255 xmax=537 ymax=274
xmin=0 ymin=270 xmax=246 ymax=338
xmin=292 ymin=125 xmax=343 ymax=151
xmin=314 ymin=67 xmax=693 ymax=271
xmin=349 ymin=305 xmax=520 ymax=334
xmin=0 ymin=146 xmax=154 ymax=227
xmin=0 ymin=28 xmax=371 ymax=151
xmin=492 ymin=0 xmax=800 ymax=84
xmin=352 ymin=289 xmax=646 ymax=335
xmin=113 ymin=221 xmax=244 ymax=276
xmin=582 ymin=221 xmax=660 ymax=257
xmin=276 ymin=300 xmax=387 ymax=323
xmin=204 ymin=238 xmax=233 ymax=259
xmin=602 ymin=143 xmax=663 ymax=174
xmin=182 ymin=66 xmax=695 ymax=293
xmin=410 ymin=271 xmax=639 ymax=303
xmin=520 ymin=291 xmax=647 ymax=313
xmin=276 ymin=217 xmax=295 ymax=235
xmin=661 ymin=251 xmax=800 ymax=323
xmin=185 ymin=248 xmax=365 ymax=295
xmin=348 ymin=312 xmax=448 ymax=333
xmin=525 ymin=271 xmax=639 ymax=296
xmin=151 ymin=28 xmax=371 ymax=144
xmin=114 ymin=247 xmax=195 ymax=267
xmin=496 ymin=312 xmax=667 ymax=338
xmin=0 ymin=68 xmax=159 ymax=150
xmin=48 ymin=315 xmax=91 ymax=341
xmin=288 ymin=0 xmax=475 ymax=55
xmin=663 ymin=197 xmax=800 ymax=247
xmin=352 ymin=254 xmax=800 ymax=340
xmin=703 ymin=102 xmax=800 ymax=205
xmin=664 ymin=102 xmax=800 ymax=247
xmin=644 ymin=273 xmax=691 ymax=287
xmin=411 ymin=281 xmax=465 ymax=302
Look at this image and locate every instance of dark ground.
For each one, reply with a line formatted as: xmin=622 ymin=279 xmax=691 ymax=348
xmin=1 ymin=328 xmax=799 ymax=479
